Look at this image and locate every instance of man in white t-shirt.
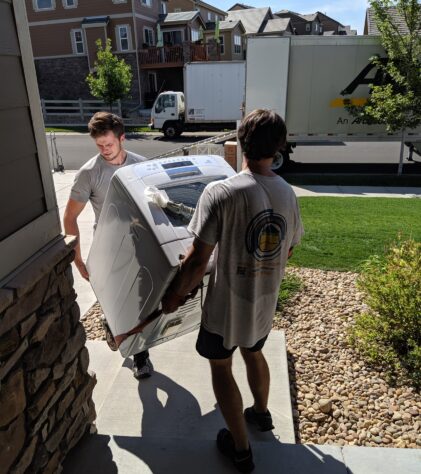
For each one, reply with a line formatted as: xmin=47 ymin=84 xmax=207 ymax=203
xmin=63 ymin=112 xmax=153 ymax=380
xmin=162 ymin=109 xmax=304 ymax=472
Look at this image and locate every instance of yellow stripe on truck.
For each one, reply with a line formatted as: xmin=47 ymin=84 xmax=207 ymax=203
xmin=330 ymin=98 xmax=368 ymax=108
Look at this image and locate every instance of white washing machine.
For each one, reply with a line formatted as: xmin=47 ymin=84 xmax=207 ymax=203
xmin=87 ymin=155 xmax=236 ymax=357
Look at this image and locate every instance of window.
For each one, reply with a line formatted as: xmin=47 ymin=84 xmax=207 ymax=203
xmin=144 ymin=27 xmax=154 ymax=46
xmin=71 ymin=29 xmax=84 ymax=54
xmin=63 ymin=0 xmax=77 ymax=8
xmin=33 ymin=0 xmax=55 ymax=11
xmin=155 ymin=94 xmax=175 ymax=112
xmin=219 ymin=35 xmax=224 ymax=55
xmin=191 ymin=28 xmax=199 ymax=42
xmin=117 ymin=25 xmax=131 ymax=51
xmin=234 ymin=35 xmax=241 ymax=54
xmin=148 ymin=72 xmax=157 ymax=93
xmin=112 ymin=0 xmax=127 ymax=3
xmin=174 ymin=8 xmax=181 ymax=12
xmin=207 ymin=12 xmax=213 ymax=21
xmin=160 ymin=1 xmax=167 ymax=14
xmin=163 ymin=30 xmax=183 ymax=45
xmin=141 ymin=0 xmax=152 ymax=7
xmin=305 ymin=23 xmax=311 ymax=32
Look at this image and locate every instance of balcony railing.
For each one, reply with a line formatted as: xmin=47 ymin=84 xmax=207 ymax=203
xmin=139 ymin=42 xmax=221 ymax=68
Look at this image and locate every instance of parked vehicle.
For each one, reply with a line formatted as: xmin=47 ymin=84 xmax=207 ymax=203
xmin=245 ymin=36 xmax=421 ymax=170
xmin=149 ymin=61 xmax=245 ymax=138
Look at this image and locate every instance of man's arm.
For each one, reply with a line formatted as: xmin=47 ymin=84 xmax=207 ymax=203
xmin=63 ymin=198 xmax=89 ymax=280
xmin=162 ymin=237 xmax=215 ymax=314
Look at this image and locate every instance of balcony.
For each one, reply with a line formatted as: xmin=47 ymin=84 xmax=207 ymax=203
xmin=139 ymin=42 xmax=221 ymax=69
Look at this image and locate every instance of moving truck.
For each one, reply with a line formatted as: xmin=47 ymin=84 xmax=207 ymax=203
xmin=150 ymin=61 xmax=245 ymax=138
xmin=245 ymin=36 xmax=421 ymax=170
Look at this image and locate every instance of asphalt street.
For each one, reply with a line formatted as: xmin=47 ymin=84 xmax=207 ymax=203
xmin=48 ymin=133 xmax=420 ymax=172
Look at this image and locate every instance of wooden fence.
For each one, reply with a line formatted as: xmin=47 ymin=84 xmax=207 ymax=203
xmin=41 ymin=99 xmax=123 ymax=124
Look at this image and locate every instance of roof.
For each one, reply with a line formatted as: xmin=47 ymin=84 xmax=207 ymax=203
xmin=274 ymin=10 xmax=305 ymax=21
xmin=300 ymin=13 xmax=318 ymax=22
xmin=365 ymin=7 xmax=420 ymax=35
xmin=263 ymin=18 xmax=291 ymax=33
xmin=82 ymin=16 xmax=109 ymax=25
xmin=226 ymin=7 xmax=271 ymax=34
xmin=218 ymin=19 xmax=244 ymax=31
xmin=197 ymin=0 xmax=227 ymax=17
xmin=160 ymin=11 xmax=200 ymax=24
xmin=228 ymin=3 xmax=254 ymax=11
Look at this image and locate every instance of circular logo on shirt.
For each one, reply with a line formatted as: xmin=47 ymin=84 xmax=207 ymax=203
xmin=245 ymin=210 xmax=287 ymax=261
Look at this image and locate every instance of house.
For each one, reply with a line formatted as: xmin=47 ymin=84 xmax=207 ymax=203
xmin=25 ymin=0 xmax=227 ymax=108
xmin=25 ymin=0 xmax=165 ymax=105
xmin=275 ymin=10 xmax=354 ymax=35
xmin=225 ymin=7 xmax=273 ymax=35
xmin=261 ymin=18 xmax=294 ymax=36
xmin=167 ymin=0 xmax=226 ymax=23
xmin=203 ymin=19 xmax=246 ymax=60
xmin=364 ymin=6 xmax=421 ymax=35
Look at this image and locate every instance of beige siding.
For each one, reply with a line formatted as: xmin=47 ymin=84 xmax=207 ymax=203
xmin=0 ymin=1 xmax=46 ymax=240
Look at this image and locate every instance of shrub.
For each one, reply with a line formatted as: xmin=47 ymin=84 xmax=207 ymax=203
xmin=349 ymin=238 xmax=421 ymax=387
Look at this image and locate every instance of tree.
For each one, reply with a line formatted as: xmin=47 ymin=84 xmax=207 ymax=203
xmin=86 ymin=38 xmax=133 ymax=111
xmin=346 ymin=0 xmax=421 ymax=174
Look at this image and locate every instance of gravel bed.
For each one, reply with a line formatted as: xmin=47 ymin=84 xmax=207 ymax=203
xmin=275 ymin=267 xmax=420 ymax=449
xmin=81 ymin=268 xmax=420 ymax=449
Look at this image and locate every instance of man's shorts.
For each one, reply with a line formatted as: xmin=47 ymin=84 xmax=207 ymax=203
xmin=196 ymin=325 xmax=268 ymax=360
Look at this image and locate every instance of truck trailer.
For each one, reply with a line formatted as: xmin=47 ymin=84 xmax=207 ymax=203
xmin=150 ymin=61 xmax=245 ymax=138
xmin=244 ymin=36 xmax=421 ymax=170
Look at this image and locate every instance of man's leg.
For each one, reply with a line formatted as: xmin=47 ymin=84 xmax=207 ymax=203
xmin=240 ymin=348 xmax=270 ymax=413
xmin=209 ymin=357 xmax=249 ymax=451
xmin=133 ymin=350 xmax=153 ymax=379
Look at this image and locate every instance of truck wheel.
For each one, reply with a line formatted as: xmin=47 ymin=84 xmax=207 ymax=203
xmin=163 ymin=123 xmax=181 ymax=138
xmin=271 ymin=151 xmax=289 ymax=174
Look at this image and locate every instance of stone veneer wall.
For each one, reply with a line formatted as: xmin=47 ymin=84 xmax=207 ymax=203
xmin=0 ymin=236 xmax=96 ymax=473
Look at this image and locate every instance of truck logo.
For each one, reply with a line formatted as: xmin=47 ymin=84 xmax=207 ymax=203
xmin=330 ymin=57 xmax=388 ymax=108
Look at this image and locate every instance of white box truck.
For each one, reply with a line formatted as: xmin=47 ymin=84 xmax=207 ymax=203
xmin=245 ymin=36 xmax=421 ymax=170
xmin=150 ymin=61 xmax=245 ymax=138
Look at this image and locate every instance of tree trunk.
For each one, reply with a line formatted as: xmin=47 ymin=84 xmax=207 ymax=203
xmin=398 ymin=129 xmax=405 ymax=175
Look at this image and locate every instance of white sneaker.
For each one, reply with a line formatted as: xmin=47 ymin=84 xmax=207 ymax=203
xmin=132 ymin=358 xmax=154 ymax=379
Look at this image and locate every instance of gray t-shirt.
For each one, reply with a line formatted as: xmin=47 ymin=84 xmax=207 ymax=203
xmin=70 ymin=151 xmax=146 ymax=226
xmin=188 ymin=169 xmax=304 ymax=349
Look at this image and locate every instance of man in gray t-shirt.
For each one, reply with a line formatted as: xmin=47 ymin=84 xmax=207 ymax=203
xmin=162 ymin=110 xmax=303 ymax=473
xmin=64 ymin=112 xmax=153 ymax=380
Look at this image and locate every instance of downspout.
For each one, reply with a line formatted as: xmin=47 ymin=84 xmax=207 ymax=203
xmin=131 ymin=0 xmax=142 ymax=106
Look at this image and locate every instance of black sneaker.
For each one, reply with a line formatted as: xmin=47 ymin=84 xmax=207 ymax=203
xmin=132 ymin=358 xmax=154 ymax=380
xmin=216 ymin=428 xmax=254 ymax=473
xmin=244 ymin=407 xmax=274 ymax=432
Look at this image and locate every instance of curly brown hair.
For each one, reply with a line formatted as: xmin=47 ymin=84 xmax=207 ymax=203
xmin=88 ymin=111 xmax=125 ymax=138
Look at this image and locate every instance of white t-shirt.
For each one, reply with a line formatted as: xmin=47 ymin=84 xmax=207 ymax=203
xmin=188 ymin=169 xmax=304 ymax=349
xmin=70 ymin=151 xmax=146 ymax=227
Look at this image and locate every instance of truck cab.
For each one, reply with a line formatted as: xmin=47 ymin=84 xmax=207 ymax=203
xmin=150 ymin=91 xmax=185 ymax=138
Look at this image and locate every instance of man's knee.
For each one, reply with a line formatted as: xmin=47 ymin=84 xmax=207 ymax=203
xmin=240 ymin=347 xmax=264 ymax=364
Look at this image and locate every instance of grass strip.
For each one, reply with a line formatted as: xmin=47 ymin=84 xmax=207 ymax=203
xmin=289 ymin=197 xmax=421 ymax=272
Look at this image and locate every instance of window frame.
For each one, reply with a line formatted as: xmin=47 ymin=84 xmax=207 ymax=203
xmin=160 ymin=1 xmax=167 ymax=14
xmin=141 ymin=0 xmax=152 ymax=7
xmin=219 ymin=35 xmax=225 ymax=55
xmin=71 ymin=28 xmax=85 ymax=55
xmin=144 ymin=26 xmax=155 ymax=46
xmin=62 ymin=0 xmax=77 ymax=8
xmin=33 ymin=0 xmax=56 ymax=11
xmin=117 ymin=24 xmax=132 ymax=51
xmin=234 ymin=34 xmax=241 ymax=54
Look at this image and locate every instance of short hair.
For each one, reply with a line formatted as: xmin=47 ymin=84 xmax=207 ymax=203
xmin=88 ymin=111 xmax=125 ymax=138
xmin=237 ymin=109 xmax=287 ymax=161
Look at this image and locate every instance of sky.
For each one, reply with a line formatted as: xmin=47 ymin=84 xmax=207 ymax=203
xmin=212 ymin=1 xmax=370 ymax=34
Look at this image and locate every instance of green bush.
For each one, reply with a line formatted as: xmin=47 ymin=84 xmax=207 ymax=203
xmin=349 ymin=238 xmax=421 ymax=387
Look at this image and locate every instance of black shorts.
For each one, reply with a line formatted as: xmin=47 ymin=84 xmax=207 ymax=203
xmin=196 ymin=325 xmax=268 ymax=360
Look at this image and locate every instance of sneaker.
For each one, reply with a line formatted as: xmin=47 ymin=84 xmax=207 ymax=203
xmin=244 ymin=407 xmax=274 ymax=432
xmin=216 ymin=428 xmax=254 ymax=473
xmin=132 ymin=357 xmax=154 ymax=379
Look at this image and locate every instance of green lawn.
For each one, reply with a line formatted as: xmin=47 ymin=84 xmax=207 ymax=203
xmin=289 ymin=197 xmax=421 ymax=272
